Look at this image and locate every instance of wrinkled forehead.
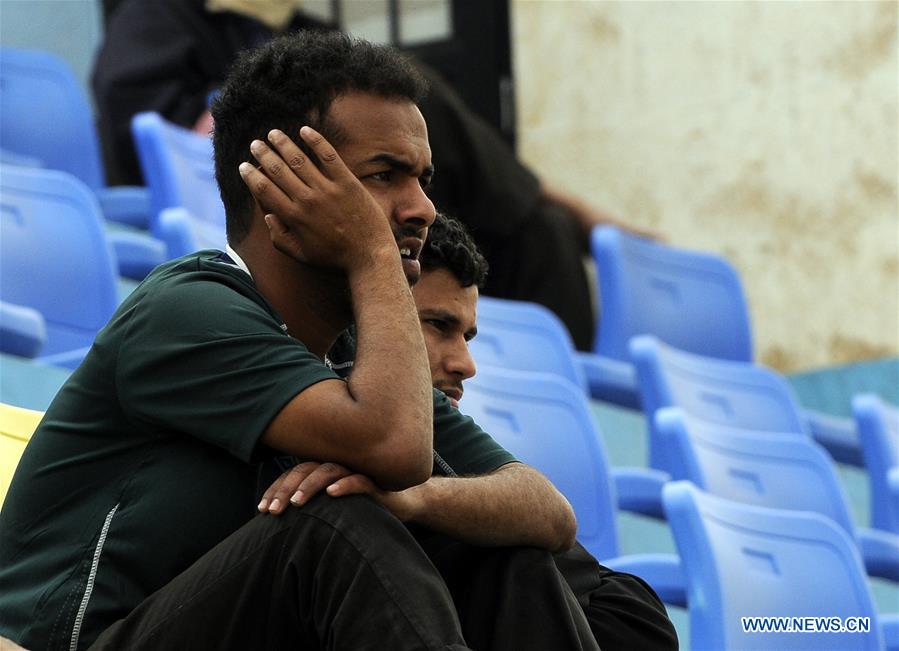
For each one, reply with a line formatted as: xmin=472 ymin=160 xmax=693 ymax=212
xmin=325 ymin=92 xmax=430 ymax=165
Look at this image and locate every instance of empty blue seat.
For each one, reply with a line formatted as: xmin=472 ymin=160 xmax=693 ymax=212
xmin=470 ymin=297 xmax=587 ymax=391
xmin=657 ymin=408 xmax=899 ymax=582
xmin=631 ymin=335 xmax=862 ymax=468
xmin=0 ymin=48 xmax=164 ymax=279
xmin=131 ymin=111 xmax=227 ymax=258
xmin=663 ymin=481 xmax=897 ymax=651
xmin=0 ymin=46 xmax=149 ymax=229
xmin=472 ymin=295 xmax=642 ymax=408
xmin=854 ymin=394 xmax=899 ymax=535
xmin=1 ymin=165 xmax=118 ymax=368
xmin=585 ymin=226 xmax=753 ymax=408
xmin=461 ymin=365 xmax=683 ymax=604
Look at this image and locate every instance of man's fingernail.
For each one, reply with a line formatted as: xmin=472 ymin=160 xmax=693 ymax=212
xmin=290 ymin=491 xmax=303 ymax=505
xmin=238 ymin=162 xmax=253 ymax=175
xmin=264 ymin=215 xmax=273 ymax=229
xmin=257 ymin=499 xmax=268 ymax=512
xmin=268 ymin=498 xmax=281 ymax=512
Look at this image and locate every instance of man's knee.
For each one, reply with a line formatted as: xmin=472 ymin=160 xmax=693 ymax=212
xmin=263 ymin=493 xmax=418 ymax=562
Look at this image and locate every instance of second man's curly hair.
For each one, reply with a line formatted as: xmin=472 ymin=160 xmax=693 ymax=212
xmin=420 ymin=213 xmax=488 ymax=289
xmin=212 ymin=30 xmax=428 ymax=245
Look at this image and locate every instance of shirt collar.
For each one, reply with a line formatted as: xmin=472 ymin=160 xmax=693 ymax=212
xmin=225 ymin=244 xmax=252 ymax=279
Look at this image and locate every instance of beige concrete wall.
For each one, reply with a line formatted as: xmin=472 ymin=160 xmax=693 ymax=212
xmin=512 ymin=0 xmax=898 ymax=372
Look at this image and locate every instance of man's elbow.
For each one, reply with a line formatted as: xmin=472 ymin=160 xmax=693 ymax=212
xmin=550 ymin=506 xmax=578 ymax=552
xmin=365 ymin=436 xmax=432 ymax=491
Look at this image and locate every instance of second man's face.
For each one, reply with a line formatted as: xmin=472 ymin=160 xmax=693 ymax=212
xmin=412 ymin=268 xmax=479 ymax=407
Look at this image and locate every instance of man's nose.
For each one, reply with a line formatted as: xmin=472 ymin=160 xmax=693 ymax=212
xmin=447 ymin=341 xmax=477 ymax=382
xmin=395 ymin=181 xmax=436 ymax=230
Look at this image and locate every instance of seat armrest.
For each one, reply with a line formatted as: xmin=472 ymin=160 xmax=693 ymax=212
xmin=576 ymin=352 xmax=641 ymax=409
xmin=857 ymin=527 xmax=899 ymax=582
xmin=97 ymin=186 xmax=151 ymax=230
xmin=108 ymin=231 xmax=167 ymax=281
xmin=612 ymin=467 xmax=669 ymax=519
xmin=802 ymin=408 xmax=863 ymax=467
xmin=0 ymin=301 xmax=46 ymax=358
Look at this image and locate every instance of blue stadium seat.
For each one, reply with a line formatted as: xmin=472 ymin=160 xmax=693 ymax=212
xmin=630 ymin=336 xmax=862 ymax=468
xmin=1 ymin=165 xmax=118 ymax=368
xmin=585 ymin=226 xmax=753 ymax=408
xmin=470 ymin=297 xmax=587 ymax=391
xmin=472 ymin=295 xmax=642 ymax=408
xmin=663 ymin=481 xmax=897 ymax=651
xmin=0 ymin=48 xmax=163 ymax=279
xmin=461 ymin=366 xmax=683 ymax=604
xmin=131 ymin=112 xmax=227 ymax=258
xmin=657 ymin=408 xmax=899 ymax=582
xmin=0 ymin=46 xmax=149 ymax=229
xmin=854 ymin=394 xmax=899 ymax=535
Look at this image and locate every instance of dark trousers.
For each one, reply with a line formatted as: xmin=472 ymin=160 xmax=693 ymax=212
xmin=89 ymin=494 xmax=599 ymax=650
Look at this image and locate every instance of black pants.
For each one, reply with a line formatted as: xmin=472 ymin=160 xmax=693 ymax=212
xmin=89 ymin=494 xmax=599 ymax=650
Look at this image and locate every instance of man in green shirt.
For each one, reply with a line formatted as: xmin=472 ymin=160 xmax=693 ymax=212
xmin=0 ymin=31 xmax=673 ymax=651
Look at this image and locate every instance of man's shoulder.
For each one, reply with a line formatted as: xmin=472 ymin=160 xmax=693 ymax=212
xmin=120 ymin=250 xmax=286 ymax=338
xmin=138 ymin=250 xmax=266 ymax=305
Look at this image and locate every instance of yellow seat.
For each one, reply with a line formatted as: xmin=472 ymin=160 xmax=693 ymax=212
xmin=1 ymin=403 xmax=43 ymax=507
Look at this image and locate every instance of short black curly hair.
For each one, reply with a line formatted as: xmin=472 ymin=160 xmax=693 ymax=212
xmin=420 ymin=213 xmax=488 ymax=289
xmin=212 ymin=30 xmax=428 ymax=245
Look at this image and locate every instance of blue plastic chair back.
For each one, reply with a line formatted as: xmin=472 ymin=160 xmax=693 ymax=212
xmin=470 ymin=296 xmax=587 ymax=392
xmin=460 ymin=366 xmax=618 ymax=559
xmin=592 ymin=226 xmax=753 ymax=362
xmin=854 ymin=394 xmax=899 ymax=533
xmin=156 ymin=207 xmax=227 ymax=259
xmin=131 ymin=112 xmax=226 ymax=250
xmin=0 ymin=47 xmax=105 ymax=192
xmin=657 ymin=408 xmax=857 ymax=538
xmin=0 ymin=165 xmax=118 ymax=365
xmin=631 ymin=336 xmax=806 ymax=471
xmin=663 ymin=481 xmax=883 ymax=650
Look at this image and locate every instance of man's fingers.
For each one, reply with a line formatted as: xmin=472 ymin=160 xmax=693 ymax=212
xmin=297 ymin=126 xmax=345 ymax=178
xmin=327 ymin=474 xmax=377 ymax=497
xmin=238 ymin=161 xmax=293 ymax=217
xmin=258 ymin=462 xmax=320 ymax=514
xmin=249 ymin=138 xmax=312 ymax=198
xmin=264 ymin=129 xmax=329 ymax=186
xmin=292 ymin=462 xmax=354 ymax=506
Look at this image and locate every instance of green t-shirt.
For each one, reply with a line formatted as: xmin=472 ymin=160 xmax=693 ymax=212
xmin=0 ymin=251 xmax=514 ymax=650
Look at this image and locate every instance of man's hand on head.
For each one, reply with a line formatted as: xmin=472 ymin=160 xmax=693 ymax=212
xmin=238 ymin=127 xmax=396 ymax=271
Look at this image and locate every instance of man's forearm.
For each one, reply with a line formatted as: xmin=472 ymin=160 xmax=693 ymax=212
xmin=404 ymin=463 xmax=577 ymax=551
xmin=346 ymin=248 xmax=434 ymax=460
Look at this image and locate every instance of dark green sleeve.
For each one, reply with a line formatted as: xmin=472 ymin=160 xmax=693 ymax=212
xmin=117 ymin=274 xmax=339 ymax=462
xmin=432 ymin=389 xmax=517 ymax=476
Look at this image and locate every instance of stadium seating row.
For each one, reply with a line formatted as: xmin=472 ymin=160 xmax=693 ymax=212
xmin=2 ymin=44 xmax=896 ymax=651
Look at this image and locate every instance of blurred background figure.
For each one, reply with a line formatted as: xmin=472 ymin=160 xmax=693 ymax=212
xmin=91 ymin=0 xmax=657 ymax=351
